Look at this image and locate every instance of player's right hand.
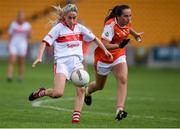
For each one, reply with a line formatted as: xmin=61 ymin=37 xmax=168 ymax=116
xmin=104 ymin=50 xmax=113 ymax=61
xmin=32 ymin=58 xmax=42 ymax=68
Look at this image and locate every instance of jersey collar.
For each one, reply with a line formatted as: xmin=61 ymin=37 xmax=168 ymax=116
xmin=61 ymin=21 xmax=77 ymax=31
xmin=115 ymin=17 xmax=129 ymax=29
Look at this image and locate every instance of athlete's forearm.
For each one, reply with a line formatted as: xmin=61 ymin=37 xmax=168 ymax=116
xmin=94 ymin=37 xmax=113 ymax=59
xmin=37 ymin=42 xmax=46 ymax=59
xmin=94 ymin=37 xmax=109 ymax=51
xmin=101 ymin=39 xmax=119 ymax=50
xmin=130 ymin=28 xmax=143 ymax=42
xmin=130 ymin=28 xmax=138 ymax=38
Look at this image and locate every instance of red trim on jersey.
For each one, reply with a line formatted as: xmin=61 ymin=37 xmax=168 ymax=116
xmin=47 ymin=34 xmax=53 ymax=38
xmin=42 ymin=40 xmax=51 ymax=47
xmin=56 ymin=34 xmax=83 ymax=43
xmin=14 ymin=29 xmax=27 ymax=33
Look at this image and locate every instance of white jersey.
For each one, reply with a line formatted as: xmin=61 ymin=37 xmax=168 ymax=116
xmin=43 ymin=22 xmax=95 ymax=62
xmin=8 ymin=21 xmax=31 ymax=56
xmin=8 ymin=21 xmax=31 ymax=44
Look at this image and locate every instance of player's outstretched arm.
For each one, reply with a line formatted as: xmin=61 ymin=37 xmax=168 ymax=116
xmin=94 ymin=37 xmax=113 ymax=60
xmin=32 ymin=42 xmax=46 ymax=68
xmin=129 ymin=28 xmax=144 ymax=42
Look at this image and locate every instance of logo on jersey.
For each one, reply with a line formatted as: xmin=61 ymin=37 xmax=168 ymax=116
xmin=67 ymin=43 xmax=79 ymax=48
xmin=105 ymin=32 xmax=109 ymax=37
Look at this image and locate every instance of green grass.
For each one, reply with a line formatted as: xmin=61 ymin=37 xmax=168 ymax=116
xmin=0 ymin=61 xmax=180 ymax=128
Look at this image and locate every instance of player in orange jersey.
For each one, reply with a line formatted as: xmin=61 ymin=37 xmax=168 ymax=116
xmin=84 ymin=4 xmax=143 ymax=121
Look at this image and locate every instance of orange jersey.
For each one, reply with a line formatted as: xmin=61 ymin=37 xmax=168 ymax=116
xmin=82 ymin=41 xmax=89 ymax=56
xmin=95 ymin=18 xmax=131 ymax=64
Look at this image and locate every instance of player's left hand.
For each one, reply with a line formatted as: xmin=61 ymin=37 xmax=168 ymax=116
xmin=135 ymin=32 xmax=144 ymax=42
xmin=119 ymin=39 xmax=131 ymax=48
xmin=32 ymin=58 xmax=42 ymax=68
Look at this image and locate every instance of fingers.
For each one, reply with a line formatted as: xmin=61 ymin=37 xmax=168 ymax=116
xmin=136 ymin=32 xmax=144 ymax=42
xmin=136 ymin=37 xmax=142 ymax=42
xmin=119 ymin=39 xmax=131 ymax=48
xmin=32 ymin=61 xmax=37 ymax=68
xmin=105 ymin=51 xmax=113 ymax=60
xmin=32 ymin=59 xmax=41 ymax=68
xmin=109 ymin=53 xmax=113 ymax=60
xmin=139 ymin=32 xmax=144 ymax=35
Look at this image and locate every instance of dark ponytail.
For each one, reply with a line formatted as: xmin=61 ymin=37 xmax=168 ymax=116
xmin=104 ymin=4 xmax=130 ymax=23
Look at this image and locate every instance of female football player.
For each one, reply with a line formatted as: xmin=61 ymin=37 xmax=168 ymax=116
xmin=84 ymin=4 xmax=143 ymax=121
xmin=28 ymin=4 xmax=112 ymax=124
xmin=7 ymin=11 xmax=31 ymax=82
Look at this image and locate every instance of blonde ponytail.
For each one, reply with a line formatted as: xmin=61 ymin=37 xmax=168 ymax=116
xmin=48 ymin=4 xmax=78 ymax=27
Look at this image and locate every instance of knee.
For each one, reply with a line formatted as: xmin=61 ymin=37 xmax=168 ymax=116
xmin=51 ymin=90 xmax=63 ymax=98
xmin=118 ymin=76 xmax=127 ymax=85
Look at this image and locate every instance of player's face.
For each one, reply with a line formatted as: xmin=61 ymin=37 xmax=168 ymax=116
xmin=64 ymin=11 xmax=77 ymax=27
xmin=17 ymin=11 xmax=25 ymax=23
xmin=117 ymin=8 xmax=132 ymax=26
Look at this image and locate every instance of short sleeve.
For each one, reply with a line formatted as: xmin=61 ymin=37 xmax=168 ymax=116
xmin=80 ymin=24 xmax=95 ymax=42
xmin=43 ymin=24 xmax=60 ymax=46
xmin=27 ymin=22 xmax=32 ymax=31
xmin=8 ymin=22 xmax=14 ymax=35
xmin=101 ymin=24 xmax=114 ymax=42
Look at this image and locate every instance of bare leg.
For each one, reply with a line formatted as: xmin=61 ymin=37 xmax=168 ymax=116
xmin=29 ymin=73 xmax=67 ymax=101
xmin=88 ymin=73 xmax=107 ymax=94
xmin=74 ymin=87 xmax=85 ymax=111
xmin=7 ymin=55 xmax=16 ymax=80
xmin=18 ymin=56 xmax=25 ymax=80
xmin=84 ymin=72 xmax=108 ymax=106
xmin=71 ymin=86 xmax=85 ymax=124
xmin=112 ymin=62 xmax=128 ymax=109
xmin=45 ymin=73 xmax=67 ymax=98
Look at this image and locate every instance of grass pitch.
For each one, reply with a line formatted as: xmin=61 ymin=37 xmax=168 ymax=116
xmin=0 ymin=61 xmax=180 ymax=128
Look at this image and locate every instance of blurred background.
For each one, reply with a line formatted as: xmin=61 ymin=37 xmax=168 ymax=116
xmin=0 ymin=0 xmax=180 ymax=68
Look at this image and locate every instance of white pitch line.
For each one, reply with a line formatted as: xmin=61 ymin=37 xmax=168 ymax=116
xmin=32 ymin=98 xmax=112 ymax=116
xmin=31 ymin=98 xmax=179 ymax=122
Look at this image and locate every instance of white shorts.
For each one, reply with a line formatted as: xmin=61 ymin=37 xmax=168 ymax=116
xmin=96 ymin=55 xmax=126 ymax=76
xmin=8 ymin=42 xmax=28 ymax=56
xmin=55 ymin=56 xmax=84 ymax=80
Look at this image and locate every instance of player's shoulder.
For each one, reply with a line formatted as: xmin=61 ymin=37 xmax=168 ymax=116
xmin=76 ymin=23 xmax=89 ymax=31
xmin=56 ymin=22 xmax=64 ymax=27
xmin=23 ymin=21 xmax=31 ymax=27
xmin=76 ymin=22 xmax=85 ymax=29
xmin=10 ymin=21 xmax=17 ymax=26
xmin=24 ymin=21 xmax=30 ymax=25
xmin=52 ymin=22 xmax=64 ymax=30
xmin=105 ymin=18 xmax=116 ymax=26
xmin=76 ymin=22 xmax=83 ymax=26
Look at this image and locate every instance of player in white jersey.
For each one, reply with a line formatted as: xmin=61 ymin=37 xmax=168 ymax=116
xmin=7 ymin=11 xmax=31 ymax=82
xmin=28 ymin=4 xmax=113 ymax=124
